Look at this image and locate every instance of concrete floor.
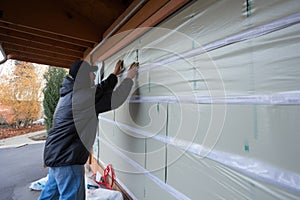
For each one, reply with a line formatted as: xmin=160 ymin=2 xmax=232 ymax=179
xmin=0 ymin=131 xmax=123 ymax=200
xmin=0 ymin=143 xmax=48 ymax=200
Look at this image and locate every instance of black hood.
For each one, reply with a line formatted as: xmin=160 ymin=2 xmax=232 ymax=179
xmin=60 ymin=77 xmax=74 ymax=97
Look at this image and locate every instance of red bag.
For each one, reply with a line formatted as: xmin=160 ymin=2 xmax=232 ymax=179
xmin=92 ymin=164 xmax=115 ymax=190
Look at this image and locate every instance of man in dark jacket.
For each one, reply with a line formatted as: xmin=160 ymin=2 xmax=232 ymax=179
xmin=39 ymin=60 xmax=138 ymax=200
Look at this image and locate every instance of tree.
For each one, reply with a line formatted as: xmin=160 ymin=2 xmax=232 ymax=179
xmin=0 ymin=61 xmax=43 ymax=127
xmin=43 ymin=66 xmax=66 ymax=132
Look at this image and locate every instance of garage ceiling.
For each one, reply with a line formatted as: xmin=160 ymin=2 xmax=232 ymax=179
xmin=0 ymin=0 xmax=133 ymax=68
xmin=0 ymin=0 xmax=191 ymax=68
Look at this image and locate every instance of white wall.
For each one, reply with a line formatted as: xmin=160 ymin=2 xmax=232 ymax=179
xmin=92 ymin=1 xmax=300 ymax=199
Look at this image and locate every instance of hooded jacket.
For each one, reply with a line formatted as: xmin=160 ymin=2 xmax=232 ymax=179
xmin=44 ymin=74 xmax=133 ymax=167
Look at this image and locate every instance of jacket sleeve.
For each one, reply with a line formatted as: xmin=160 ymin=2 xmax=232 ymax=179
xmin=95 ymin=74 xmax=133 ymax=114
xmin=96 ymin=74 xmax=118 ymax=93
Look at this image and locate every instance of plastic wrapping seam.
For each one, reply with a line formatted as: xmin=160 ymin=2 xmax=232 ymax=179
xmin=129 ymin=91 xmax=300 ymax=105
xmin=100 ymin=138 xmax=191 ymax=200
xmin=99 ymin=117 xmax=300 ymax=195
xmin=94 ymin=150 xmax=139 ymax=200
xmin=156 ymin=12 xmax=300 ymax=66
xmin=118 ymin=11 xmax=300 ymax=75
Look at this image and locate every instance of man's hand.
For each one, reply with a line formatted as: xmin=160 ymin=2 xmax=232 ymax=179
xmin=126 ymin=62 xmax=139 ymax=79
xmin=113 ymin=60 xmax=125 ymax=75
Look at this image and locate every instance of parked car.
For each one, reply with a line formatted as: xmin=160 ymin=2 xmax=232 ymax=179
xmin=33 ymin=118 xmax=45 ymax=125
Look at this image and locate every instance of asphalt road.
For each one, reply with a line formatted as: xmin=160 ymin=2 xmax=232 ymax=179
xmin=0 ymin=143 xmax=48 ymax=200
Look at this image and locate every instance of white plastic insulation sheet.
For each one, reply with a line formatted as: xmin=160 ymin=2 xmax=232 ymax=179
xmin=91 ymin=0 xmax=300 ymax=199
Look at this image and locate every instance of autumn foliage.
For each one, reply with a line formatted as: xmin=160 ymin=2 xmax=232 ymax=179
xmin=0 ymin=61 xmax=43 ymax=127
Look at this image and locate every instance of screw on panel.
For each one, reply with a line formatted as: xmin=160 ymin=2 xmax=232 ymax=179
xmin=246 ymin=0 xmax=252 ymax=17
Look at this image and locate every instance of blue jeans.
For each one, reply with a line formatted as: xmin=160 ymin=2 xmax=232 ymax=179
xmin=38 ymin=165 xmax=85 ymax=200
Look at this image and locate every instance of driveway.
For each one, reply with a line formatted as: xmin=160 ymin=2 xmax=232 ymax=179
xmin=0 ymin=143 xmax=48 ymax=200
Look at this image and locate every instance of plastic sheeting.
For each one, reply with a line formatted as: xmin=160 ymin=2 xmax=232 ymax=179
xmin=90 ymin=0 xmax=300 ymax=199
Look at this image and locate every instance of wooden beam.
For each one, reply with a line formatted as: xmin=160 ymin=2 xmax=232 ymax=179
xmin=0 ymin=35 xmax=83 ymax=58
xmin=7 ymin=52 xmax=72 ymax=68
xmin=3 ymin=43 xmax=81 ymax=61
xmin=1 ymin=0 xmax=101 ymax=43
xmin=0 ymin=28 xmax=87 ymax=52
xmin=6 ymin=48 xmax=75 ymax=64
xmin=0 ymin=21 xmax=95 ymax=48
xmin=3 ymin=44 xmax=81 ymax=68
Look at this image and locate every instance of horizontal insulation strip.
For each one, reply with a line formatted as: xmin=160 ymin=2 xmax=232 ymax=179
xmin=99 ymin=137 xmax=191 ymax=200
xmin=99 ymin=117 xmax=300 ymax=195
xmin=129 ymin=91 xmax=300 ymax=105
xmin=133 ymin=12 xmax=300 ymax=72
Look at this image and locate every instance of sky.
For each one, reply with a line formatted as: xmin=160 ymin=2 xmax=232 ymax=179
xmin=0 ymin=59 xmax=48 ymax=85
xmin=0 ymin=59 xmax=14 ymax=78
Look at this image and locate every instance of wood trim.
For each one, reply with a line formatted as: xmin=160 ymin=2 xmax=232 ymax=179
xmin=91 ymin=0 xmax=168 ymax=62
xmin=90 ymin=0 xmax=191 ymax=62
xmin=89 ymin=157 xmax=133 ymax=200
xmin=115 ymin=0 xmax=169 ymax=35
xmin=140 ymin=0 xmax=191 ymax=28
xmin=103 ymin=0 xmax=148 ymax=38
